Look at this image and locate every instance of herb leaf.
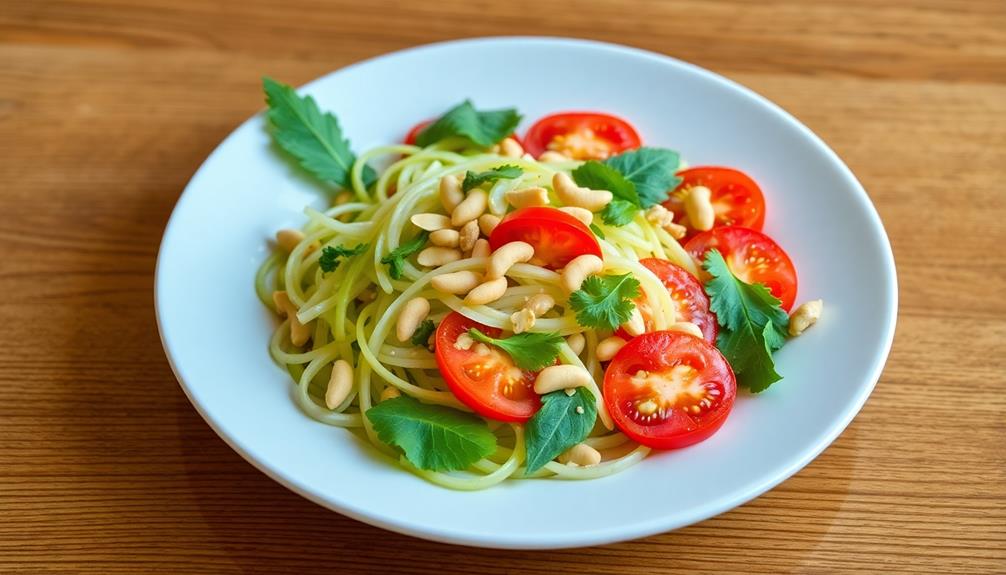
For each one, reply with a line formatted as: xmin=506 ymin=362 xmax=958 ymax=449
xmin=589 ymin=223 xmax=606 ymax=239
xmin=262 ymin=77 xmax=375 ymax=190
xmin=604 ymin=147 xmax=681 ymax=207
xmin=319 ymin=243 xmax=368 ymax=273
xmin=380 ymin=231 xmax=429 ymax=280
xmin=524 ymin=388 xmax=597 ymax=474
xmin=468 ymin=329 xmax=563 ymax=372
xmin=462 ymin=165 xmax=523 ymax=192
xmin=415 ymin=100 xmax=522 ymax=148
xmin=703 ymin=249 xmax=789 ymax=392
xmin=568 ymin=273 xmax=641 ymax=330
xmin=410 ymin=319 xmax=436 ymax=347
xmin=600 ymin=199 xmax=638 ymax=226
xmin=366 ymin=396 xmax=497 ymax=472
xmin=571 ymin=161 xmax=640 ymax=206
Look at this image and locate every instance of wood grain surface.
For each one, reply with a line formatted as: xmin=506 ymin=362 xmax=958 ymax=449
xmin=1 ymin=1 xmax=1004 ymax=573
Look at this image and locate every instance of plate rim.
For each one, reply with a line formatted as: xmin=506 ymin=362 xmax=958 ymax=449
xmin=155 ymin=35 xmax=898 ymax=549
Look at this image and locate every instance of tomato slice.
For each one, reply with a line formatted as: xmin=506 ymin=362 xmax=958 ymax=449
xmin=616 ymin=258 xmax=718 ymax=344
xmin=403 ymin=120 xmax=433 ymax=145
xmin=434 ymin=312 xmax=541 ymax=422
xmin=684 ymin=226 xmax=798 ymax=311
xmin=663 ymin=167 xmax=766 ymax=237
xmin=489 ymin=207 xmax=602 ymax=269
xmin=523 ymin=112 xmax=642 ymax=160
xmin=604 ymin=331 xmax=736 ymax=449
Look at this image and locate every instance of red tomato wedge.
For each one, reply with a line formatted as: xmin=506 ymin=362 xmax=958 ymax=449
xmin=663 ymin=167 xmax=766 ymax=237
xmin=489 ymin=207 xmax=602 ymax=269
xmin=604 ymin=331 xmax=736 ymax=449
xmin=434 ymin=312 xmax=541 ymax=422
xmin=685 ymin=226 xmax=798 ymax=311
xmin=403 ymin=120 xmax=433 ymax=145
xmin=616 ymin=258 xmax=718 ymax=344
xmin=523 ymin=112 xmax=642 ymax=160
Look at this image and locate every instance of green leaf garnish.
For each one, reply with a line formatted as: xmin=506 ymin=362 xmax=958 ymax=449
xmin=318 ymin=243 xmax=367 ymax=273
xmin=571 ymin=161 xmax=640 ymax=206
xmin=468 ymin=329 xmax=563 ymax=372
xmin=568 ymin=273 xmax=641 ymax=330
xmin=524 ymin=388 xmax=597 ymax=474
xmin=262 ymin=77 xmax=376 ymax=191
xmin=589 ymin=222 xmax=606 ymax=239
xmin=365 ymin=396 xmax=497 ymax=472
xmin=462 ymin=165 xmax=523 ymax=192
xmin=604 ymin=147 xmax=681 ymax=208
xmin=380 ymin=231 xmax=429 ymax=280
xmin=703 ymin=249 xmax=790 ymax=392
xmin=415 ymin=100 xmax=522 ymax=148
xmin=410 ymin=319 xmax=436 ymax=347
xmin=600 ymin=199 xmax=638 ymax=226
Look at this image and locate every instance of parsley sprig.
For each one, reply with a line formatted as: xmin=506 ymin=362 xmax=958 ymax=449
xmin=415 ymin=100 xmax=522 ymax=148
xmin=319 ymin=243 xmax=367 ymax=273
xmin=568 ymin=273 xmax=641 ymax=330
xmin=468 ymin=329 xmax=563 ymax=372
xmin=571 ymin=148 xmax=681 ymax=226
xmin=462 ymin=165 xmax=523 ymax=192
xmin=380 ymin=232 xmax=429 ymax=280
xmin=703 ymin=249 xmax=790 ymax=392
xmin=410 ymin=319 xmax=436 ymax=347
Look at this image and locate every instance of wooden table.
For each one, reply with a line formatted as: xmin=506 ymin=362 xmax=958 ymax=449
xmin=2 ymin=1 xmax=1004 ymax=572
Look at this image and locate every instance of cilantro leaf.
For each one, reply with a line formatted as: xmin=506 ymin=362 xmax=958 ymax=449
xmin=262 ymin=77 xmax=376 ymax=190
xmin=703 ymin=249 xmax=790 ymax=392
xmin=571 ymin=161 xmax=640 ymax=206
xmin=415 ymin=100 xmax=522 ymax=148
xmin=410 ymin=319 xmax=435 ymax=347
xmin=604 ymin=147 xmax=681 ymax=207
xmin=468 ymin=329 xmax=563 ymax=372
xmin=589 ymin=223 xmax=606 ymax=239
xmin=380 ymin=231 xmax=429 ymax=280
xmin=600 ymin=199 xmax=638 ymax=226
xmin=568 ymin=273 xmax=641 ymax=330
xmin=365 ymin=396 xmax=497 ymax=472
xmin=319 ymin=243 xmax=367 ymax=273
xmin=462 ymin=165 xmax=523 ymax=192
xmin=524 ymin=388 xmax=597 ymax=474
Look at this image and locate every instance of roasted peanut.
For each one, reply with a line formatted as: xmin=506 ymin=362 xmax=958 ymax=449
xmin=505 ymin=187 xmax=550 ymax=209
xmin=558 ymin=443 xmax=601 ymax=467
xmin=560 ymin=254 xmax=603 ymax=293
xmin=566 ymin=333 xmax=586 ymax=355
xmin=538 ymin=151 xmax=570 ymax=163
xmin=621 ymin=307 xmax=645 ymax=337
xmin=525 ymin=293 xmax=555 ymax=316
xmin=430 ymin=270 xmax=483 ymax=294
xmin=487 ymin=241 xmax=534 ymax=279
xmin=499 ymin=137 xmax=524 ymax=158
xmin=645 ymin=204 xmax=688 ymax=239
xmin=478 ymin=214 xmax=501 ymax=236
xmin=275 ymin=229 xmax=305 ymax=253
xmin=379 ymin=386 xmax=401 ymax=402
xmin=459 ymin=220 xmax=479 ymax=252
xmin=325 ymin=359 xmax=353 ymax=409
xmin=464 ymin=277 xmax=508 ymax=306
xmin=451 ymin=189 xmax=488 ymax=226
xmin=429 ymin=228 xmax=460 ymax=248
xmin=272 ymin=291 xmax=311 ymax=346
xmin=417 ymin=246 xmax=462 ymax=267
xmin=439 ymin=175 xmax=464 ymax=212
xmin=471 ymin=239 xmax=491 ymax=258
xmin=410 ymin=213 xmax=452 ymax=232
xmin=553 ymin=172 xmax=612 ymax=211
xmin=533 ymin=364 xmax=593 ymax=394
xmin=684 ymin=185 xmax=714 ymax=231
xmin=396 ymin=297 xmax=430 ymax=342
xmin=559 ymin=206 xmax=593 ymax=226
xmin=789 ymin=299 xmax=823 ymax=337
xmin=596 ymin=336 xmax=627 ymax=361
xmin=669 ymin=321 xmax=703 ymax=339
xmin=510 ymin=308 xmax=536 ymax=334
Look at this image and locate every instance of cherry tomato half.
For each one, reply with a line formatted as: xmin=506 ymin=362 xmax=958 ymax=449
xmin=523 ymin=112 xmax=642 ymax=160
xmin=616 ymin=258 xmax=718 ymax=344
xmin=434 ymin=312 xmax=541 ymax=422
xmin=489 ymin=206 xmax=602 ymax=269
xmin=663 ymin=167 xmax=766 ymax=237
xmin=684 ymin=226 xmax=798 ymax=311
xmin=604 ymin=331 xmax=736 ymax=449
xmin=403 ymin=120 xmax=433 ymax=145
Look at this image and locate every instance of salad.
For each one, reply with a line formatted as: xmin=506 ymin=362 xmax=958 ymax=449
xmin=256 ymin=78 xmax=824 ymax=490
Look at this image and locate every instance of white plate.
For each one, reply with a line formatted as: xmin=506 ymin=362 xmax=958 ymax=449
xmin=156 ymin=37 xmax=897 ymax=549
